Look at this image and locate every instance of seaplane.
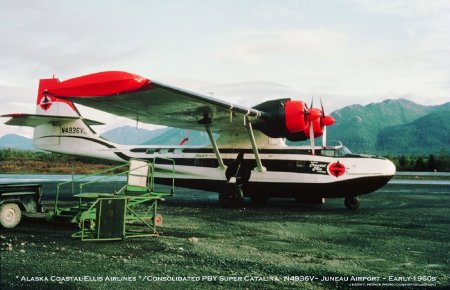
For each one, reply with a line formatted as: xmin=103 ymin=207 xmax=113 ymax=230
xmin=2 ymin=71 xmax=396 ymax=210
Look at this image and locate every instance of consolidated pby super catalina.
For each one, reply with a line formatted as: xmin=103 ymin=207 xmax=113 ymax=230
xmin=2 ymin=71 xmax=396 ymax=210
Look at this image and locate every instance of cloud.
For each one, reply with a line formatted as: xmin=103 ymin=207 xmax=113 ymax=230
xmin=349 ymin=0 xmax=450 ymax=18
xmin=1 ymin=1 xmax=449 ymax=139
xmin=215 ymin=28 xmax=349 ymax=64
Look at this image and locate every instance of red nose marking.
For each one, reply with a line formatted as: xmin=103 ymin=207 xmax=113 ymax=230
xmin=328 ymin=162 xmax=345 ymax=177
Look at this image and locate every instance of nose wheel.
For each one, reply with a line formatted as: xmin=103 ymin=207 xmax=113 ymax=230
xmin=344 ymin=196 xmax=359 ymax=210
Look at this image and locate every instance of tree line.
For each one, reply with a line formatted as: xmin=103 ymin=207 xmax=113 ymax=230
xmin=385 ymin=153 xmax=450 ymax=172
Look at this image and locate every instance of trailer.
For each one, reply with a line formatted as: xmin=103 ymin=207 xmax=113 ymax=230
xmin=0 ymin=184 xmax=44 ymax=228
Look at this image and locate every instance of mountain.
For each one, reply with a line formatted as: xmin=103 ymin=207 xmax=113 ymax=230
xmin=326 ymin=99 xmax=449 ymax=154
xmin=376 ymin=109 xmax=450 ymax=155
xmin=0 ymin=134 xmax=34 ymax=150
xmin=101 ymin=126 xmax=213 ymax=146
xmin=100 ymin=126 xmax=166 ymax=145
xmin=141 ymin=128 xmax=213 ymax=145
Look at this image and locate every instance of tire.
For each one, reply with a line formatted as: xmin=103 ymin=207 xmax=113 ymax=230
xmin=344 ymin=196 xmax=359 ymax=211
xmin=0 ymin=203 xmax=22 ymax=228
xmin=153 ymin=214 xmax=163 ymax=227
xmin=219 ymin=183 xmax=244 ymax=208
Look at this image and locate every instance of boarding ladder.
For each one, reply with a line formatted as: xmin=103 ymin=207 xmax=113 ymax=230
xmin=48 ymin=158 xmax=175 ymax=241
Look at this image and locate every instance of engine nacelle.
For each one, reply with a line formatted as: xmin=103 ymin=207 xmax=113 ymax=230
xmin=252 ymin=99 xmax=334 ymax=141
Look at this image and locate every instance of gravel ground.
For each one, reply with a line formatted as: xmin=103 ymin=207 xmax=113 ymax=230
xmin=1 ymin=182 xmax=449 ymax=289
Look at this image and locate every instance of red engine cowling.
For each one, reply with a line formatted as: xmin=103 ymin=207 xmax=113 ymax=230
xmin=253 ymin=99 xmax=334 ymax=141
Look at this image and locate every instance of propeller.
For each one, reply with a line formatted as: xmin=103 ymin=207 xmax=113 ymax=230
xmin=309 ymin=118 xmax=315 ymax=155
xmin=319 ymin=98 xmax=335 ymax=147
xmin=303 ymin=97 xmax=335 ymax=155
xmin=305 ymin=97 xmax=320 ymax=155
xmin=321 ymin=98 xmax=326 ymax=147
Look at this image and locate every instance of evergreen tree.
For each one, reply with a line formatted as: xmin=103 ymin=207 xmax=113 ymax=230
xmin=428 ymin=154 xmax=437 ymax=171
xmin=414 ymin=157 xmax=425 ymax=171
xmin=398 ymin=155 xmax=407 ymax=170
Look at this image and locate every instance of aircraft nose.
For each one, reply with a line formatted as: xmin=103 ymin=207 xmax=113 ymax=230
xmin=384 ymin=159 xmax=396 ymax=176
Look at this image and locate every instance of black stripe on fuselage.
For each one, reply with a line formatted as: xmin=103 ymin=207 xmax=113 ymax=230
xmin=37 ymin=135 xmax=116 ymax=148
xmin=36 ymin=135 xmax=130 ymax=161
xmin=130 ymin=147 xmax=313 ymax=154
xmin=153 ymin=157 xmax=329 ymax=175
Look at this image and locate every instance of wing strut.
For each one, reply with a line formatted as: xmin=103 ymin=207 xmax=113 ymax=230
xmin=205 ymin=125 xmax=225 ymax=169
xmin=245 ymin=117 xmax=266 ymax=172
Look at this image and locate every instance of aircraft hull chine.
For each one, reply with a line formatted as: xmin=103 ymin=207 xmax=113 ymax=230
xmin=155 ymin=174 xmax=393 ymax=199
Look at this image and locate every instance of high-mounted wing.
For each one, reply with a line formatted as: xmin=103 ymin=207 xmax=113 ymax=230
xmin=44 ymin=71 xmax=264 ymax=132
xmin=40 ymin=71 xmax=334 ymax=143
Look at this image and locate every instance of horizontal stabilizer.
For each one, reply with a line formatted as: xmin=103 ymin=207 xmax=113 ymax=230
xmin=1 ymin=113 xmax=104 ymax=127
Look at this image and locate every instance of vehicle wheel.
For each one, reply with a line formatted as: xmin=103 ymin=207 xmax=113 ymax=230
xmin=344 ymin=196 xmax=359 ymax=210
xmin=249 ymin=193 xmax=269 ymax=206
xmin=0 ymin=203 xmax=22 ymax=228
xmin=219 ymin=183 xmax=244 ymax=208
xmin=153 ymin=214 xmax=163 ymax=227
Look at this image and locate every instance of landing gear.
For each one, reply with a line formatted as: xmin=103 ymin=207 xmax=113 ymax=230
xmin=219 ymin=183 xmax=244 ymax=208
xmin=344 ymin=196 xmax=359 ymax=210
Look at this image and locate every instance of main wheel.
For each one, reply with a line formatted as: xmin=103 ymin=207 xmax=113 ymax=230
xmin=344 ymin=196 xmax=359 ymax=210
xmin=0 ymin=203 xmax=22 ymax=228
xmin=219 ymin=183 xmax=244 ymax=208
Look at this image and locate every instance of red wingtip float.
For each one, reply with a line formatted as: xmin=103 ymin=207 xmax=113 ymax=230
xmin=35 ymin=71 xmax=150 ymax=114
xmin=43 ymin=71 xmax=150 ymax=97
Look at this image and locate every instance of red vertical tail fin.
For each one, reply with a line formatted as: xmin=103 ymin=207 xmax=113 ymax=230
xmin=35 ymin=77 xmax=79 ymax=117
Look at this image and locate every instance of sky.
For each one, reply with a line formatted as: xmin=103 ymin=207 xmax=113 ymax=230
xmin=1 ymin=0 xmax=449 ymax=138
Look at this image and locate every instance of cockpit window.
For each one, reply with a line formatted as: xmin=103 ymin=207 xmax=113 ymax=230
xmin=320 ymin=147 xmax=352 ymax=157
xmin=336 ymin=147 xmax=352 ymax=157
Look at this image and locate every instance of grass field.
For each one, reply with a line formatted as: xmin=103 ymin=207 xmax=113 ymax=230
xmin=1 ymin=182 xmax=449 ymax=289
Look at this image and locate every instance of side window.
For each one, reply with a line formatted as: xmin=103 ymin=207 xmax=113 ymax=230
xmin=321 ymin=149 xmax=335 ymax=157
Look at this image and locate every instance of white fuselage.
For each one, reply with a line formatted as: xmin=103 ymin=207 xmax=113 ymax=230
xmin=35 ymin=131 xmax=395 ymax=198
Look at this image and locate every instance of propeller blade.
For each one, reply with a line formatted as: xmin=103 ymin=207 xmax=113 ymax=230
xmin=309 ymin=121 xmax=315 ymax=155
xmin=304 ymin=107 xmax=308 ymax=124
xmin=310 ymin=97 xmax=314 ymax=109
xmin=320 ymin=97 xmax=325 ymax=115
xmin=322 ymin=126 xmax=327 ymax=147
